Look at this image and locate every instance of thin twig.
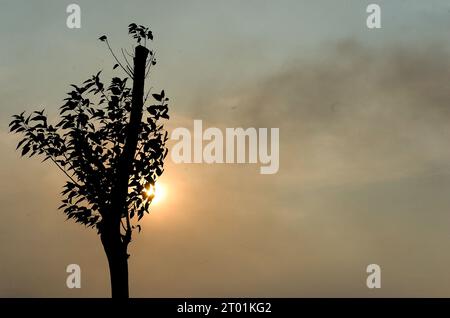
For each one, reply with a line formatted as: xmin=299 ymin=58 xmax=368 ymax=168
xmin=62 ymin=152 xmax=78 ymax=177
xmin=50 ymin=157 xmax=81 ymax=186
xmin=144 ymin=86 xmax=153 ymax=104
xmin=126 ymin=65 xmax=133 ymax=75
xmin=120 ymin=219 xmax=127 ymax=232
xmin=124 ymin=48 xmax=133 ymax=58
xmin=105 ymin=39 xmax=133 ymax=78
xmin=100 ymin=88 xmax=111 ymax=103
xmin=121 ymin=48 xmax=133 ymax=71
xmin=23 ymin=123 xmax=81 ymax=187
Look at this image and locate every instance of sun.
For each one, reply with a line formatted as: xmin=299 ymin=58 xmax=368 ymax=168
xmin=143 ymin=182 xmax=167 ymax=205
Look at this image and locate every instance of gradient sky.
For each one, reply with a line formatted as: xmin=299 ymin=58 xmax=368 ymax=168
xmin=2 ymin=0 xmax=450 ymax=297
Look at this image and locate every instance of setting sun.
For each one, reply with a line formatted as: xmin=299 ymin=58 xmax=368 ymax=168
xmin=144 ymin=182 xmax=167 ymax=205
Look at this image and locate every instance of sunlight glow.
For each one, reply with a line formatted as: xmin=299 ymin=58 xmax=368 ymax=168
xmin=144 ymin=182 xmax=166 ymax=205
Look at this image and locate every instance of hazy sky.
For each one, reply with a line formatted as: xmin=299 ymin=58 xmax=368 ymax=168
xmin=2 ymin=0 xmax=450 ymax=297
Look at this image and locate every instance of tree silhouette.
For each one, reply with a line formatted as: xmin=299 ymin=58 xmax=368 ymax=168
xmin=9 ymin=23 xmax=169 ymax=298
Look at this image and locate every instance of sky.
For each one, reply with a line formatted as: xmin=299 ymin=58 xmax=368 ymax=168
xmin=2 ymin=0 xmax=450 ymax=297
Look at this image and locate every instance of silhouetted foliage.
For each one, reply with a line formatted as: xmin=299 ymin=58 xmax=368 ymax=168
xmin=9 ymin=23 xmax=169 ymax=298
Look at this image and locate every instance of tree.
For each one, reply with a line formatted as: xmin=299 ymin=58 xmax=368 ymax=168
xmin=9 ymin=23 xmax=169 ymax=298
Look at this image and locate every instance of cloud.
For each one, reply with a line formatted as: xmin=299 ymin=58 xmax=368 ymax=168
xmin=4 ymin=39 xmax=450 ymax=297
xmin=190 ymin=39 xmax=450 ymax=188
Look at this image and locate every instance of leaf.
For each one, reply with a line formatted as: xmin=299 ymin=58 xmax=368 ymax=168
xmin=110 ymin=86 xmax=121 ymax=95
xmin=31 ymin=115 xmax=47 ymax=122
xmin=128 ymin=23 xmax=137 ymax=31
xmin=8 ymin=24 xmax=169 ymax=231
xmin=152 ymin=93 xmax=162 ymax=102
xmin=16 ymin=138 xmax=27 ymax=150
xmin=21 ymin=145 xmax=30 ymax=156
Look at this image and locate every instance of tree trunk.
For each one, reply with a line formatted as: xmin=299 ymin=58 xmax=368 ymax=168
xmin=101 ymin=45 xmax=149 ymax=298
xmin=100 ymin=217 xmax=129 ymax=299
xmin=105 ymin=246 xmax=129 ymax=299
xmin=116 ymin=44 xmax=150 ymax=202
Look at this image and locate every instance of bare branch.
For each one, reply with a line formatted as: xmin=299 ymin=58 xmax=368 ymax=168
xmin=49 ymin=156 xmax=82 ymax=187
xmin=104 ymin=39 xmax=133 ymax=78
xmin=144 ymin=86 xmax=153 ymax=104
xmin=124 ymin=48 xmax=134 ymax=58
xmin=126 ymin=65 xmax=133 ymax=76
xmin=121 ymin=48 xmax=133 ymax=71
